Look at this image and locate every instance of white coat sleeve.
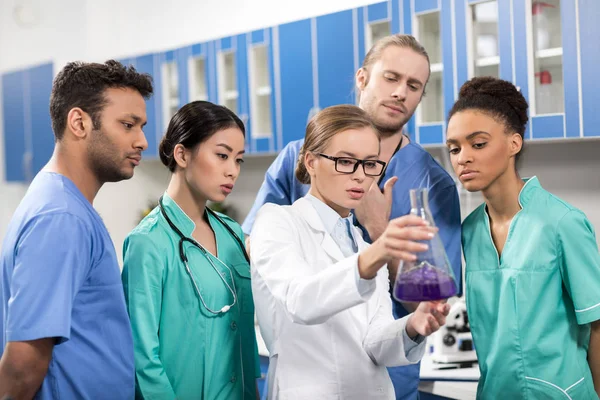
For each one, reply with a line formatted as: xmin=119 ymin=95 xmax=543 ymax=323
xmin=362 ymin=269 xmax=426 ymax=367
xmin=250 ymin=204 xmax=377 ymax=325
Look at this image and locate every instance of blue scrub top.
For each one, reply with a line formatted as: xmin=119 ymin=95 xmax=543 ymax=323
xmin=0 ymin=171 xmax=134 ymax=399
xmin=242 ymin=139 xmax=462 ymax=400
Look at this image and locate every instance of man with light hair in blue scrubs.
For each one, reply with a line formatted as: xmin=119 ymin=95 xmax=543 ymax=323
xmin=243 ymin=34 xmax=462 ymax=400
xmin=0 ymin=60 xmax=153 ymax=399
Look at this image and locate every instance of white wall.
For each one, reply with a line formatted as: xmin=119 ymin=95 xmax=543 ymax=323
xmin=2 ymin=0 xmax=600 ymax=266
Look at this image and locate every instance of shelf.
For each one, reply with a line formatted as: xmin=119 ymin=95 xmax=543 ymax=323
xmin=256 ymin=86 xmax=272 ymax=96
xmin=475 ymin=56 xmax=500 ymax=67
xmin=430 ymin=63 xmax=444 ymax=74
xmin=535 ymin=47 xmax=563 ymax=59
xmin=224 ymin=90 xmax=239 ymax=100
xmin=253 ymin=131 xmax=272 ymax=138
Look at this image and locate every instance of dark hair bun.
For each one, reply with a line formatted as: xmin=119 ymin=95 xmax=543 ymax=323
xmin=458 ymin=76 xmax=528 ymax=128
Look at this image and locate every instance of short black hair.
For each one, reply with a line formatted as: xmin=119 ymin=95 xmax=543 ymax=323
xmin=159 ymin=101 xmax=245 ymax=172
xmin=448 ymin=76 xmax=529 ymax=161
xmin=49 ymin=60 xmax=154 ymax=141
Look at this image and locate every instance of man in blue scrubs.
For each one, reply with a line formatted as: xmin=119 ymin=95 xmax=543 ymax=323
xmin=243 ymin=35 xmax=462 ymax=400
xmin=0 ymin=60 xmax=153 ymax=399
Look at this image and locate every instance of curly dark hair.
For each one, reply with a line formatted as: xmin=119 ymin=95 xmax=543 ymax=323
xmin=49 ymin=60 xmax=154 ymax=141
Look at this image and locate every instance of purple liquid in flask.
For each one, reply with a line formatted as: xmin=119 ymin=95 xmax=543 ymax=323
xmin=392 ymin=188 xmax=458 ymax=302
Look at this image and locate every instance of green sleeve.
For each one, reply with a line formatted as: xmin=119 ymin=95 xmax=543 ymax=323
xmin=557 ymin=209 xmax=600 ymax=325
xmin=122 ymin=233 xmax=177 ymax=400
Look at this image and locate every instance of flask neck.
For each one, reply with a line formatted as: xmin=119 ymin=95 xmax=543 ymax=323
xmin=410 ymin=188 xmax=435 ymax=225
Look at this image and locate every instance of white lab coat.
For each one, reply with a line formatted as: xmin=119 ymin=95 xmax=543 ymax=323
xmin=250 ymin=198 xmax=426 ymax=400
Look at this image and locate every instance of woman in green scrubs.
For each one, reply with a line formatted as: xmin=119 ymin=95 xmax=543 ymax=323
xmin=445 ymin=77 xmax=600 ymax=399
xmin=122 ymin=101 xmax=260 ymax=399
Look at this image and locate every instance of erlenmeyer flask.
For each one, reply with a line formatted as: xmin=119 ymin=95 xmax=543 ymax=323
xmin=393 ymin=188 xmax=458 ymax=302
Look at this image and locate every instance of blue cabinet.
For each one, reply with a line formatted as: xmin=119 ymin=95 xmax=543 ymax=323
xmin=29 ymin=64 xmax=55 ymax=176
xmin=2 ymin=63 xmax=53 ymax=182
xmin=246 ymin=28 xmax=279 ymax=153
xmin=5 ymin=0 xmax=600 ymax=172
xmin=2 ymin=70 xmax=27 ymax=182
xmin=316 ymin=10 xmax=356 ymax=109
xmin=135 ymin=54 xmax=160 ymax=158
xmin=273 ymin=19 xmax=315 ymax=147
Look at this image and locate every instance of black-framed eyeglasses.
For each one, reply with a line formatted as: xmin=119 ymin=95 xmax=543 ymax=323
xmin=318 ymin=153 xmax=386 ymax=176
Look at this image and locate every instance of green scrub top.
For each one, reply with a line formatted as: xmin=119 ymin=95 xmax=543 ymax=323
xmin=462 ymin=177 xmax=600 ymax=399
xmin=122 ymin=193 xmax=260 ymax=400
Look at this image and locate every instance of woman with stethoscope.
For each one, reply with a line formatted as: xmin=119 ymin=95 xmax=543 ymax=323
xmin=122 ymin=101 xmax=260 ymax=400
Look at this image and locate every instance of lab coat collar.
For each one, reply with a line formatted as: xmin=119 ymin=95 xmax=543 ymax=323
xmin=161 ymin=192 xmax=196 ymax=237
xmin=304 ymin=194 xmax=355 ymax=238
xmin=293 ymin=197 xmax=346 ymax=261
xmin=518 ymin=176 xmax=541 ymax=208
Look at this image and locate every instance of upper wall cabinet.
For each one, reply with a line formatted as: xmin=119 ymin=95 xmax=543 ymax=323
xmin=468 ymin=1 xmax=500 ymax=78
xmin=364 ymin=2 xmax=392 ymax=56
xmin=2 ymin=63 xmax=54 ymax=182
xmin=188 ymin=44 xmax=210 ymax=103
xmin=4 ymin=0 xmax=600 ymax=181
xmin=399 ymin=0 xmax=455 ymax=145
xmin=246 ymin=28 xmax=278 ymax=153
xmin=273 ymin=19 xmax=315 ymax=148
xmin=512 ymin=0 xmax=598 ymax=140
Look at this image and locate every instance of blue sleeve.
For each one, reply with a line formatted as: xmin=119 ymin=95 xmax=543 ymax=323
xmin=241 ymin=141 xmax=301 ymax=235
xmin=428 ymin=184 xmax=463 ymax=296
xmin=6 ymin=213 xmax=91 ymax=343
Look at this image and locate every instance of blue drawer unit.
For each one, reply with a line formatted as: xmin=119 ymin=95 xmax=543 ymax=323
xmin=2 ymin=70 xmax=27 ymax=182
xmin=273 ymin=18 xmax=315 ymax=146
xmin=135 ymin=53 xmax=160 ymax=158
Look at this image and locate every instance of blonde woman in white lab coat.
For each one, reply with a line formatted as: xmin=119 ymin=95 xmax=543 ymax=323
xmin=250 ymin=105 xmax=451 ymax=400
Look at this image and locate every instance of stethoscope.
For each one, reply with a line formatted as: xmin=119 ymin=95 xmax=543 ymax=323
xmin=158 ymin=195 xmax=250 ymax=315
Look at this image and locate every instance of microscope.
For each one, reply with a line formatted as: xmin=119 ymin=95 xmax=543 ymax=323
xmin=430 ymin=299 xmax=478 ymax=365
